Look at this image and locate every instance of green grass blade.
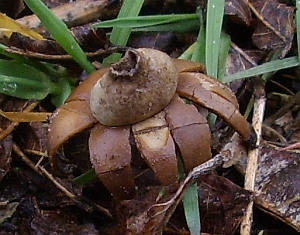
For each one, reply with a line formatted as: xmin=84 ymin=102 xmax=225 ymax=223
xmin=296 ymin=0 xmax=300 ymax=67
xmin=0 ymin=58 xmax=73 ymax=104
xmin=0 ymin=60 xmax=52 ymax=99
xmin=50 ymin=78 xmax=72 ymax=107
xmin=218 ymin=32 xmax=231 ymax=81
xmin=104 ymin=0 xmax=144 ymax=64
xmin=73 ymin=169 xmax=97 ymax=185
xmin=205 ymin=1 xmax=226 ymax=126
xmin=0 ymin=43 xmax=64 ymax=77
xmin=223 ymin=56 xmax=299 ymax=83
xmin=191 ymin=9 xmax=205 ymax=63
xmin=24 ymin=0 xmax=95 ymax=73
xmin=260 ymin=49 xmax=282 ymax=81
xmin=178 ymin=42 xmax=196 ymax=60
xmin=130 ymin=19 xmax=199 ymax=32
xmin=0 ymin=75 xmax=50 ymax=100
xmin=205 ymin=0 xmax=225 ymax=78
xmin=178 ymin=157 xmax=201 ymax=235
xmin=93 ymin=14 xmax=198 ymax=28
xmin=183 ymin=183 xmax=201 ymax=235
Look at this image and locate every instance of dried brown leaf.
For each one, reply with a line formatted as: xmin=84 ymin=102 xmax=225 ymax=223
xmin=250 ymin=0 xmax=294 ymax=56
xmin=0 ymin=201 xmax=19 ymax=225
xmin=236 ymin=143 xmax=300 ymax=232
xmin=30 ymin=210 xmax=99 ymax=235
xmin=129 ymin=32 xmax=178 ymax=54
xmin=225 ymin=0 xmax=252 ymax=25
xmin=199 ymin=173 xmax=252 ymax=235
xmin=255 ymin=145 xmax=300 ymax=232
xmin=112 ymin=156 xmax=251 ymax=234
xmin=226 ymin=43 xmax=266 ymax=76
xmin=115 ymin=171 xmax=252 ymax=235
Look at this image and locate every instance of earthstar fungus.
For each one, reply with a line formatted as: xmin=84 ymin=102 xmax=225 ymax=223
xmin=90 ymin=48 xmax=178 ymax=126
xmin=47 ymin=48 xmax=252 ymax=200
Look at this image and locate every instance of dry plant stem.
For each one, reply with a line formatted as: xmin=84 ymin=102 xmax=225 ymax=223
xmin=279 ymin=141 xmax=300 ymax=151
xmin=11 ymin=142 xmax=112 ymax=218
xmin=25 ymin=149 xmax=47 ymax=157
xmin=17 ymin=0 xmax=120 ymax=31
xmin=262 ymin=124 xmax=287 ymax=144
xmin=269 ymin=79 xmax=294 ymax=95
xmin=264 ymin=91 xmax=300 ymax=126
xmin=151 ymin=154 xmax=225 ymax=229
xmin=240 ymin=77 xmax=266 ymax=235
xmin=230 ymin=42 xmax=258 ymax=67
xmin=0 ymin=102 xmax=38 ymax=142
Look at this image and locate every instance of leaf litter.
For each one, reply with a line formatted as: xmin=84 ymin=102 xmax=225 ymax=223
xmin=0 ymin=0 xmax=300 ymax=234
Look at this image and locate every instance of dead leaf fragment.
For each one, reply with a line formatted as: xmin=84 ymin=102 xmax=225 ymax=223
xmin=114 ymin=171 xmax=251 ymax=235
xmin=8 ymin=25 xmax=109 ymax=55
xmin=225 ymin=0 xmax=252 ymax=25
xmin=199 ymin=173 xmax=252 ymax=235
xmin=236 ymin=143 xmax=300 ymax=232
xmin=250 ymin=0 xmax=294 ymax=56
xmin=0 ymin=12 xmax=43 ymax=40
xmin=254 ymin=145 xmax=300 ymax=232
xmin=226 ymin=43 xmax=266 ymax=77
xmin=0 ymin=201 xmax=19 ymax=225
xmin=30 ymin=211 xmax=99 ymax=235
xmin=112 ymin=155 xmax=249 ymax=235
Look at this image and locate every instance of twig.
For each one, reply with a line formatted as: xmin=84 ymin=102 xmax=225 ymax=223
xmin=17 ymin=0 xmax=120 ymax=32
xmin=151 ymin=153 xmax=225 ymax=229
xmin=230 ymin=42 xmax=258 ymax=67
xmin=279 ymin=141 xmax=300 ymax=151
xmin=12 ymin=142 xmax=113 ymax=218
xmin=240 ymin=77 xmax=266 ymax=235
xmin=0 ymin=101 xmax=113 ymax=217
xmin=262 ymin=124 xmax=287 ymax=144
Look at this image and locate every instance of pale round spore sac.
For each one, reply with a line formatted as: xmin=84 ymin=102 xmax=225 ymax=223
xmin=90 ymin=48 xmax=178 ymax=126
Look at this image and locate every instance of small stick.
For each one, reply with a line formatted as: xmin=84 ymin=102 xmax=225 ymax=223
xmin=279 ymin=141 xmax=300 ymax=151
xmin=12 ymin=142 xmax=113 ymax=218
xmin=230 ymin=42 xmax=258 ymax=67
xmin=240 ymin=77 xmax=266 ymax=235
xmin=151 ymin=153 xmax=225 ymax=230
xmin=17 ymin=0 xmax=120 ymax=32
